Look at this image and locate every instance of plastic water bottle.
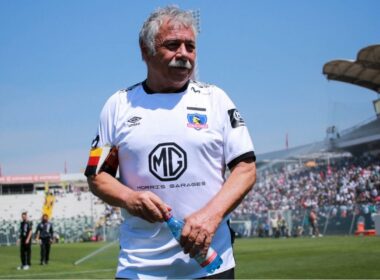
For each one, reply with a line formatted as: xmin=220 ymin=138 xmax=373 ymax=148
xmin=165 ymin=214 xmax=223 ymax=273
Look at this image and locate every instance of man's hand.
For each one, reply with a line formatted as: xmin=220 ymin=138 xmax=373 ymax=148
xmin=125 ymin=191 xmax=171 ymax=223
xmin=180 ymin=209 xmax=222 ymax=258
xmin=179 ymin=160 xmax=256 ymax=258
xmin=88 ymin=172 xmax=171 ymax=223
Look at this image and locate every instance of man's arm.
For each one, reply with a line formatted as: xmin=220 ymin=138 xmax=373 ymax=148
xmin=180 ymin=159 xmax=256 ymax=257
xmin=87 ymin=172 xmax=171 ymax=223
xmin=25 ymin=224 xmax=32 ymax=244
xmin=49 ymin=224 xmax=54 ymax=243
xmin=35 ymin=226 xmax=40 ymax=241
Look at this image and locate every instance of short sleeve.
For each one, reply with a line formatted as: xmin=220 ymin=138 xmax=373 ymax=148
xmin=216 ymin=87 xmax=255 ymax=169
xmin=84 ymin=91 xmax=121 ymax=177
xmin=94 ymin=92 xmax=121 ymax=148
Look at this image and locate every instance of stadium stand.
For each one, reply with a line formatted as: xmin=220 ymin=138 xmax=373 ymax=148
xmin=0 ymin=189 xmax=122 ymax=245
xmin=232 ymin=154 xmax=380 ymax=237
xmin=0 ymin=193 xmax=45 ymax=221
xmin=228 ymin=44 xmax=380 ymax=239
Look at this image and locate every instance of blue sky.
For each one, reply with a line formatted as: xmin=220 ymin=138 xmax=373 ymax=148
xmin=0 ymin=0 xmax=379 ymax=175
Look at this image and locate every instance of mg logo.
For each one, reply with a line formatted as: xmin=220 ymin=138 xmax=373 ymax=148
xmin=149 ymin=142 xmax=187 ymax=181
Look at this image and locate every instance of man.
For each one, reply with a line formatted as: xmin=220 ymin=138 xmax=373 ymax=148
xmin=309 ymin=208 xmax=322 ymax=238
xmin=18 ymin=212 xmax=32 ymax=270
xmin=86 ymin=6 xmax=256 ymax=279
xmin=278 ymin=215 xmax=287 ymax=238
xmin=35 ymin=214 xmax=54 ymax=265
xmin=270 ymin=213 xmax=279 ymax=238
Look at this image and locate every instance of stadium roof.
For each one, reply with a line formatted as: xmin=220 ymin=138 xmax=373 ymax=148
xmin=323 ymin=44 xmax=380 ymax=93
xmin=331 ymin=116 xmax=380 ymax=154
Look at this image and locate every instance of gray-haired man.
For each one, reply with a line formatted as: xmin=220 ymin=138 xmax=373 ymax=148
xmin=86 ymin=6 xmax=256 ymax=279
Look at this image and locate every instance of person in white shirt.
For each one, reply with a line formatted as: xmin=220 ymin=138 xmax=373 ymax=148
xmin=85 ymin=6 xmax=256 ymax=279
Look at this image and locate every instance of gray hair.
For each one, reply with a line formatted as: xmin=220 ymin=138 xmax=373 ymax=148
xmin=139 ymin=6 xmax=197 ymax=56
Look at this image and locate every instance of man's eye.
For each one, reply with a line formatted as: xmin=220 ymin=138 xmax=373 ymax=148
xmin=165 ymin=43 xmax=180 ymax=51
xmin=185 ymin=44 xmax=195 ymax=52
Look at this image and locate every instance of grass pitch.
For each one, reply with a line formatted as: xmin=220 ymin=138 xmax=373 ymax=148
xmin=0 ymin=236 xmax=379 ymax=279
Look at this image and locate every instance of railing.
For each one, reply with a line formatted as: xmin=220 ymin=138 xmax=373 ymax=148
xmin=339 ymin=115 xmax=378 ymax=136
xmin=230 ymin=203 xmax=379 ymax=238
xmin=2 ymin=203 xmax=378 ymax=245
xmin=0 ymin=216 xmax=121 ymax=246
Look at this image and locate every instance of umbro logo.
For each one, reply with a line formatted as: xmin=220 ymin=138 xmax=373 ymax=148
xmin=191 ymin=87 xmax=200 ymax=93
xmin=127 ymin=116 xmax=142 ymax=127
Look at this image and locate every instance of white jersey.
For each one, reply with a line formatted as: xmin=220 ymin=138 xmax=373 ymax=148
xmin=92 ymin=80 xmax=255 ymax=279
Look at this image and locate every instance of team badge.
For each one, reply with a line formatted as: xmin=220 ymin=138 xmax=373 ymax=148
xmin=228 ymin=109 xmax=245 ymax=128
xmin=187 ymin=113 xmax=208 ymax=130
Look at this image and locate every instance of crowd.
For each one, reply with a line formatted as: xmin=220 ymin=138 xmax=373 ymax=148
xmin=231 ymin=154 xmax=380 ymax=220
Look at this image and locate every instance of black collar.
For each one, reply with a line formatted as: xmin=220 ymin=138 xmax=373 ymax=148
xmin=142 ymin=80 xmax=190 ymax=94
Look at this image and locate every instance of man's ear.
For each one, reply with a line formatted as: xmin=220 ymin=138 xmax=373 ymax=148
xmin=140 ymin=41 xmax=149 ymax=62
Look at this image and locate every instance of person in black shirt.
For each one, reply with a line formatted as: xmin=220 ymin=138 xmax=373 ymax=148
xmin=35 ymin=214 xmax=54 ymax=265
xmin=18 ymin=212 xmax=33 ymax=270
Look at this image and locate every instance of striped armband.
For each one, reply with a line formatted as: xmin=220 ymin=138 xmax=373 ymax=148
xmin=84 ymin=146 xmax=119 ymax=177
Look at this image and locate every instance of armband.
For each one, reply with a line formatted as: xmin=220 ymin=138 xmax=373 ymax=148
xmin=84 ymin=146 xmax=119 ymax=177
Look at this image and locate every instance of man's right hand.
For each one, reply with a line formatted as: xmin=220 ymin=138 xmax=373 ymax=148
xmin=125 ymin=191 xmax=171 ymax=223
xmin=88 ymin=172 xmax=170 ymax=223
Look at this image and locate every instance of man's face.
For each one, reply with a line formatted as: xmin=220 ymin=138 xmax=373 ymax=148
xmin=42 ymin=215 xmax=48 ymax=222
xmin=22 ymin=214 xmax=27 ymax=221
xmin=143 ymin=19 xmax=196 ymax=91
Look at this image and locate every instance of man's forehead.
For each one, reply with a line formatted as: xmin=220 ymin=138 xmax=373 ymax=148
xmin=158 ymin=19 xmax=195 ymax=40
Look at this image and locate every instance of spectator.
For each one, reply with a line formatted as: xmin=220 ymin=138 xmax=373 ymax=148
xmin=308 ymin=208 xmax=322 ymax=238
xmin=232 ymin=154 xmax=380 ymax=223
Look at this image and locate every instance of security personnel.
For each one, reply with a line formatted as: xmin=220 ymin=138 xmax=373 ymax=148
xmin=35 ymin=214 xmax=54 ymax=265
xmin=18 ymin=212 xmax=32 ymax=270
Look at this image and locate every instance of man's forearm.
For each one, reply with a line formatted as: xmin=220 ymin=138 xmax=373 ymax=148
xmin=26 ymin=231 xmax=32 ymax=243
xmin=87 ymin=172 xmax=131 ymax=208
xmin=203 ymin=160 xmax=256 ymax=220
xmin=181 ymin=160 xmax=256 ymax=256
xmin=88 ymin=171 xmax=170 ymax=223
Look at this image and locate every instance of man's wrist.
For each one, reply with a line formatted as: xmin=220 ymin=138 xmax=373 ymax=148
xmin=121 ymin=188 xmax=135 ymax=210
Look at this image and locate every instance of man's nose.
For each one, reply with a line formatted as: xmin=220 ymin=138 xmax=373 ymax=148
xmin=176 ymin=43 xmax=188 ymax=58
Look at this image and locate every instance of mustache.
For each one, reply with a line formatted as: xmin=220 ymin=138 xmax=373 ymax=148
xmin=168 ymin=58 xmax=192 ymax=70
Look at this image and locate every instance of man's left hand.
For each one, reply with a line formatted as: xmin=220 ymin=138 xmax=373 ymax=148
xmin=180 ymin=210 xmax=222 ymax=258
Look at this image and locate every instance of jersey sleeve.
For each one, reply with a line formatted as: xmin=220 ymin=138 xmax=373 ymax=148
xmin=216 ymin=87 xmax=256 ymax=170
xmin=84 ymin=92 xmax=121 ymax=177
xmin=96 ymin=92 xmax=121 ymax=147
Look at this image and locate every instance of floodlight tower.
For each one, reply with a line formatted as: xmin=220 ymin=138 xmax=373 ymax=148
xmin=191 ymin=10 xmax=201 ymax=81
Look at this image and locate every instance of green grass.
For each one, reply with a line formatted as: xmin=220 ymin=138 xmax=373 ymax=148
xmin=234 ymin=236 xmax=380 ymax=279
xmin=0 ymin=236 xmax=379 ymax=279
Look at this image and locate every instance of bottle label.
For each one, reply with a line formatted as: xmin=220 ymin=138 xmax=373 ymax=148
xmin=196 ymin=248 xmax=218 ymax=267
